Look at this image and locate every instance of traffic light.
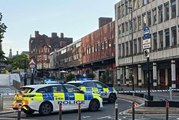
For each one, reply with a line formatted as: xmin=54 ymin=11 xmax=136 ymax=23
xmin=144 ymin=49 xmax=150 ymax=57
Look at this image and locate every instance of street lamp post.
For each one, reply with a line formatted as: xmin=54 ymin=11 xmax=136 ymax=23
xmin=128 ymin=6 xmax=134 ymax=92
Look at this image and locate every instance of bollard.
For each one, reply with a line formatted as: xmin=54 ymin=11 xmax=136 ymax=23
xmin=0 ymin=94 xmax=3 ymax=111
xmin=17 ymin=103 xmax=22 ymax=120
xmin=59 ymin=102 xmax=62 ymax=120
xmin=115 ymin=103 xmax=118 ymax=120
xmin=166 ymin=100 xmax=169 ymax=120
xmin=132 ymin=102 xmax=135 ymax=120
xmin=77 ymin=103 xmax=81 ymax=120
xmin=169 ymin=87 xmax=172 ymax=101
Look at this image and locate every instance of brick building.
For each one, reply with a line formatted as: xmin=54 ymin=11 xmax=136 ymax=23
xmin=29 ymin=31 xmax=72 ymax=75
xmin=50 ymin=19 xmax=116 ymax=84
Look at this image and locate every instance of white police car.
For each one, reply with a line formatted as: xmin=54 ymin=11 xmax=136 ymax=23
xmin=12 ymin=84 xmax=103 ymax=115
xmin=68 ymin=79 xmax=117 ymax=103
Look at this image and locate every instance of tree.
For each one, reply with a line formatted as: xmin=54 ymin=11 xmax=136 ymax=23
xmin=65 ymin=73 xmax=75 ymax=82
xmin=87 ymin=73 xmax=96 ymax=79
xmin=101 ymin=70 xmax=110 ymax=84
xmin=0 ymin=12 xmax=7 ymax=61
xmin=11 ymin=54 xmax=29 ymax=70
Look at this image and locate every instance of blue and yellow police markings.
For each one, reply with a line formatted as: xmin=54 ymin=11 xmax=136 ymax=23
xmin=58 ymin=100 xmax=85 ymax=105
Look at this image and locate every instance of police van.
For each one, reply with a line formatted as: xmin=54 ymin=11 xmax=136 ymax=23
xmin=12 ymin=84 xmax=103 ymax=115
xmin=67 ymin=79 xmax=117 ymax=103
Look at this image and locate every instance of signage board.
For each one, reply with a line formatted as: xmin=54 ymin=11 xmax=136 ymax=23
xmin=143 ymin=26 xmax=151 ymax=49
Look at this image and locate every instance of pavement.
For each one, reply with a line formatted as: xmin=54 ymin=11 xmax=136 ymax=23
xmin=117 ymin=85 xmax=179 ymax=114
xmin=1 ymin=85 xmax=179 ymax=115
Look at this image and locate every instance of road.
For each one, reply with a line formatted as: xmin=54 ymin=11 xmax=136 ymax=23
xmin=1 ymin=99 xmax=179 ymax=120
xmin=0 ymin=100 xmax=131 ymax=120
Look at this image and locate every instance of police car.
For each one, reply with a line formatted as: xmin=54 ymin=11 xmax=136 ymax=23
xmin=12 ymin=84 xmax=103 ymax=115
xmin=67 ymin=79 xmax=117 ymax=103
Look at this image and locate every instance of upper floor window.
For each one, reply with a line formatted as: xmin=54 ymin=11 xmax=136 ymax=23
xmin=164 ymin=2 xmax=169 ymax=21
xmin=142 ymin=13 xmax=147 ymax=27
xmin=143 ymin=0 xmax=148 ymax=5
xmin=122 ymin=23 xmax=125 ymax=33
xmin=133 ymin=18 xmax=137 ymax=32
xmin=158 ymin=31 xmax=163 ymax=49
xmin=126 ymin=42 xmax=129 ymax=56
xmin=147 ymin=11 xmax=151 ymax=26
xmin=152 ymin=8 xmax=157 ymax=24
xmin=153 ymin=33 xmax=157 ymax=51
xmin=118 ymin=44 xmax=121 ymax=57
xmin=125 ymin=22 xmax=128 ymax=32
xmin=138 ymin=38 xmax=142 ymax=53
xmin=158 ymin=5 xmax=163 ymax=23
xmin=171 ymin=26 xmax=177 ymax=46
xmin=117 ymin=6 xmax=121 ymax=19
xmin=138 ymin=16 xmax=142 ymax=30
xmin=134 ymin=39 xmax=137 ymax=54
xmin=165 ymin=29 xmax=170 ymax=48
xmin=171 ymin=0 xmax=176 ymax=18
xmin=122 ymin=43 xmax=125 ymax=57
xmin=125 ymin=1 xmax=128 ymax=15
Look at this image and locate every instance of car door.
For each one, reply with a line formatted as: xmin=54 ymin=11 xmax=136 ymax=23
xmin=52 ymin=85 xmax=65 ymax=111
xmin=94 ymin=81 xmax=109 ymax=98
xmin=63 ymin=84 xmax=86 ymax=110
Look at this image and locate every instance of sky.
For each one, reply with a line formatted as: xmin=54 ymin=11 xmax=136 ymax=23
xmin=0 ymin=0 xmax=119 ymax=56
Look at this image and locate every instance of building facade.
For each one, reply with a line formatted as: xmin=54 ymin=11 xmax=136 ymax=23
xmin=29 ymin=31 xmax=73 ymax=75
xmin=50 ymin=20 xmax=116 ymax=84
xmin=115 ymin=0 xmax=179 ymax=88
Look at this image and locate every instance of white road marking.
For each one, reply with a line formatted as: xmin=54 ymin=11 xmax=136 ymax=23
xmin=97 ymin=116 xmax=112 ymax=119
xmin=83 ymin=116 xmax=91 ymax=119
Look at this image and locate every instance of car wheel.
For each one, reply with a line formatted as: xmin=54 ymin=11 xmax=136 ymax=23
xmin=89 ymin=99 xmax=100 ymax=111
xmin=39 ymin=102 xmax=53 ymax=115
xmin=23 ymin=109 xmax=35 ymax=115
xmin=108 ymin=94 xmax=116 ymax=103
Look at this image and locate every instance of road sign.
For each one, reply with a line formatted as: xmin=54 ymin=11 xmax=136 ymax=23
xmin=29 ymin=59 xmax=36 ymax=68
xmin=143 ymin=26 xmax=151 ymax=49
xmin=143 ymin=39 xmax=151 ymax=49
xmin=144 ymin=49 xmax=150 ymax=57
xmin=143 ymin=26 xmax=150 ymax=34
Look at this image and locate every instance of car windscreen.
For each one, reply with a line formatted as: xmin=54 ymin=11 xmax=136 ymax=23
xmin=68 ymin=83 xmax=82 ymax=87
xmin=20 ymin=87 xmax=34 ymax=94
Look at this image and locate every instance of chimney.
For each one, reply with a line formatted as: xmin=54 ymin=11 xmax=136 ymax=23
xmin=61 ymin=33 xmax=64 ymax=38
xmin=35 ymin=31 xmax=39 ymax=37
xmin=52 ymin=32 xmax=57 ymax=38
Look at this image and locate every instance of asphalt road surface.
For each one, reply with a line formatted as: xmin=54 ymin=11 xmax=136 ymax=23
xmin=0 ymin=100 xmax=130 ymax=120
xmin=1 ymin=100 xmax=179 ymax=120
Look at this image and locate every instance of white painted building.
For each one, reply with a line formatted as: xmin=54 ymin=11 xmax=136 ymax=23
xmin=115 ymin=0 xmax=179 ymax=88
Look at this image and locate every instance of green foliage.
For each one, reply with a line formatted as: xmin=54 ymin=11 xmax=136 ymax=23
xmin=1 ymin=68 xmax=8 ymax=74
xmin=65 ymin=73 xmax=75 ymax=82
xmin=101 ymin=71 xmax=110 ymax=84
xmin=87 ymin=73 xmax=96 ymax=79
xmin=11 ymin=54 xmax=29 ymax=70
